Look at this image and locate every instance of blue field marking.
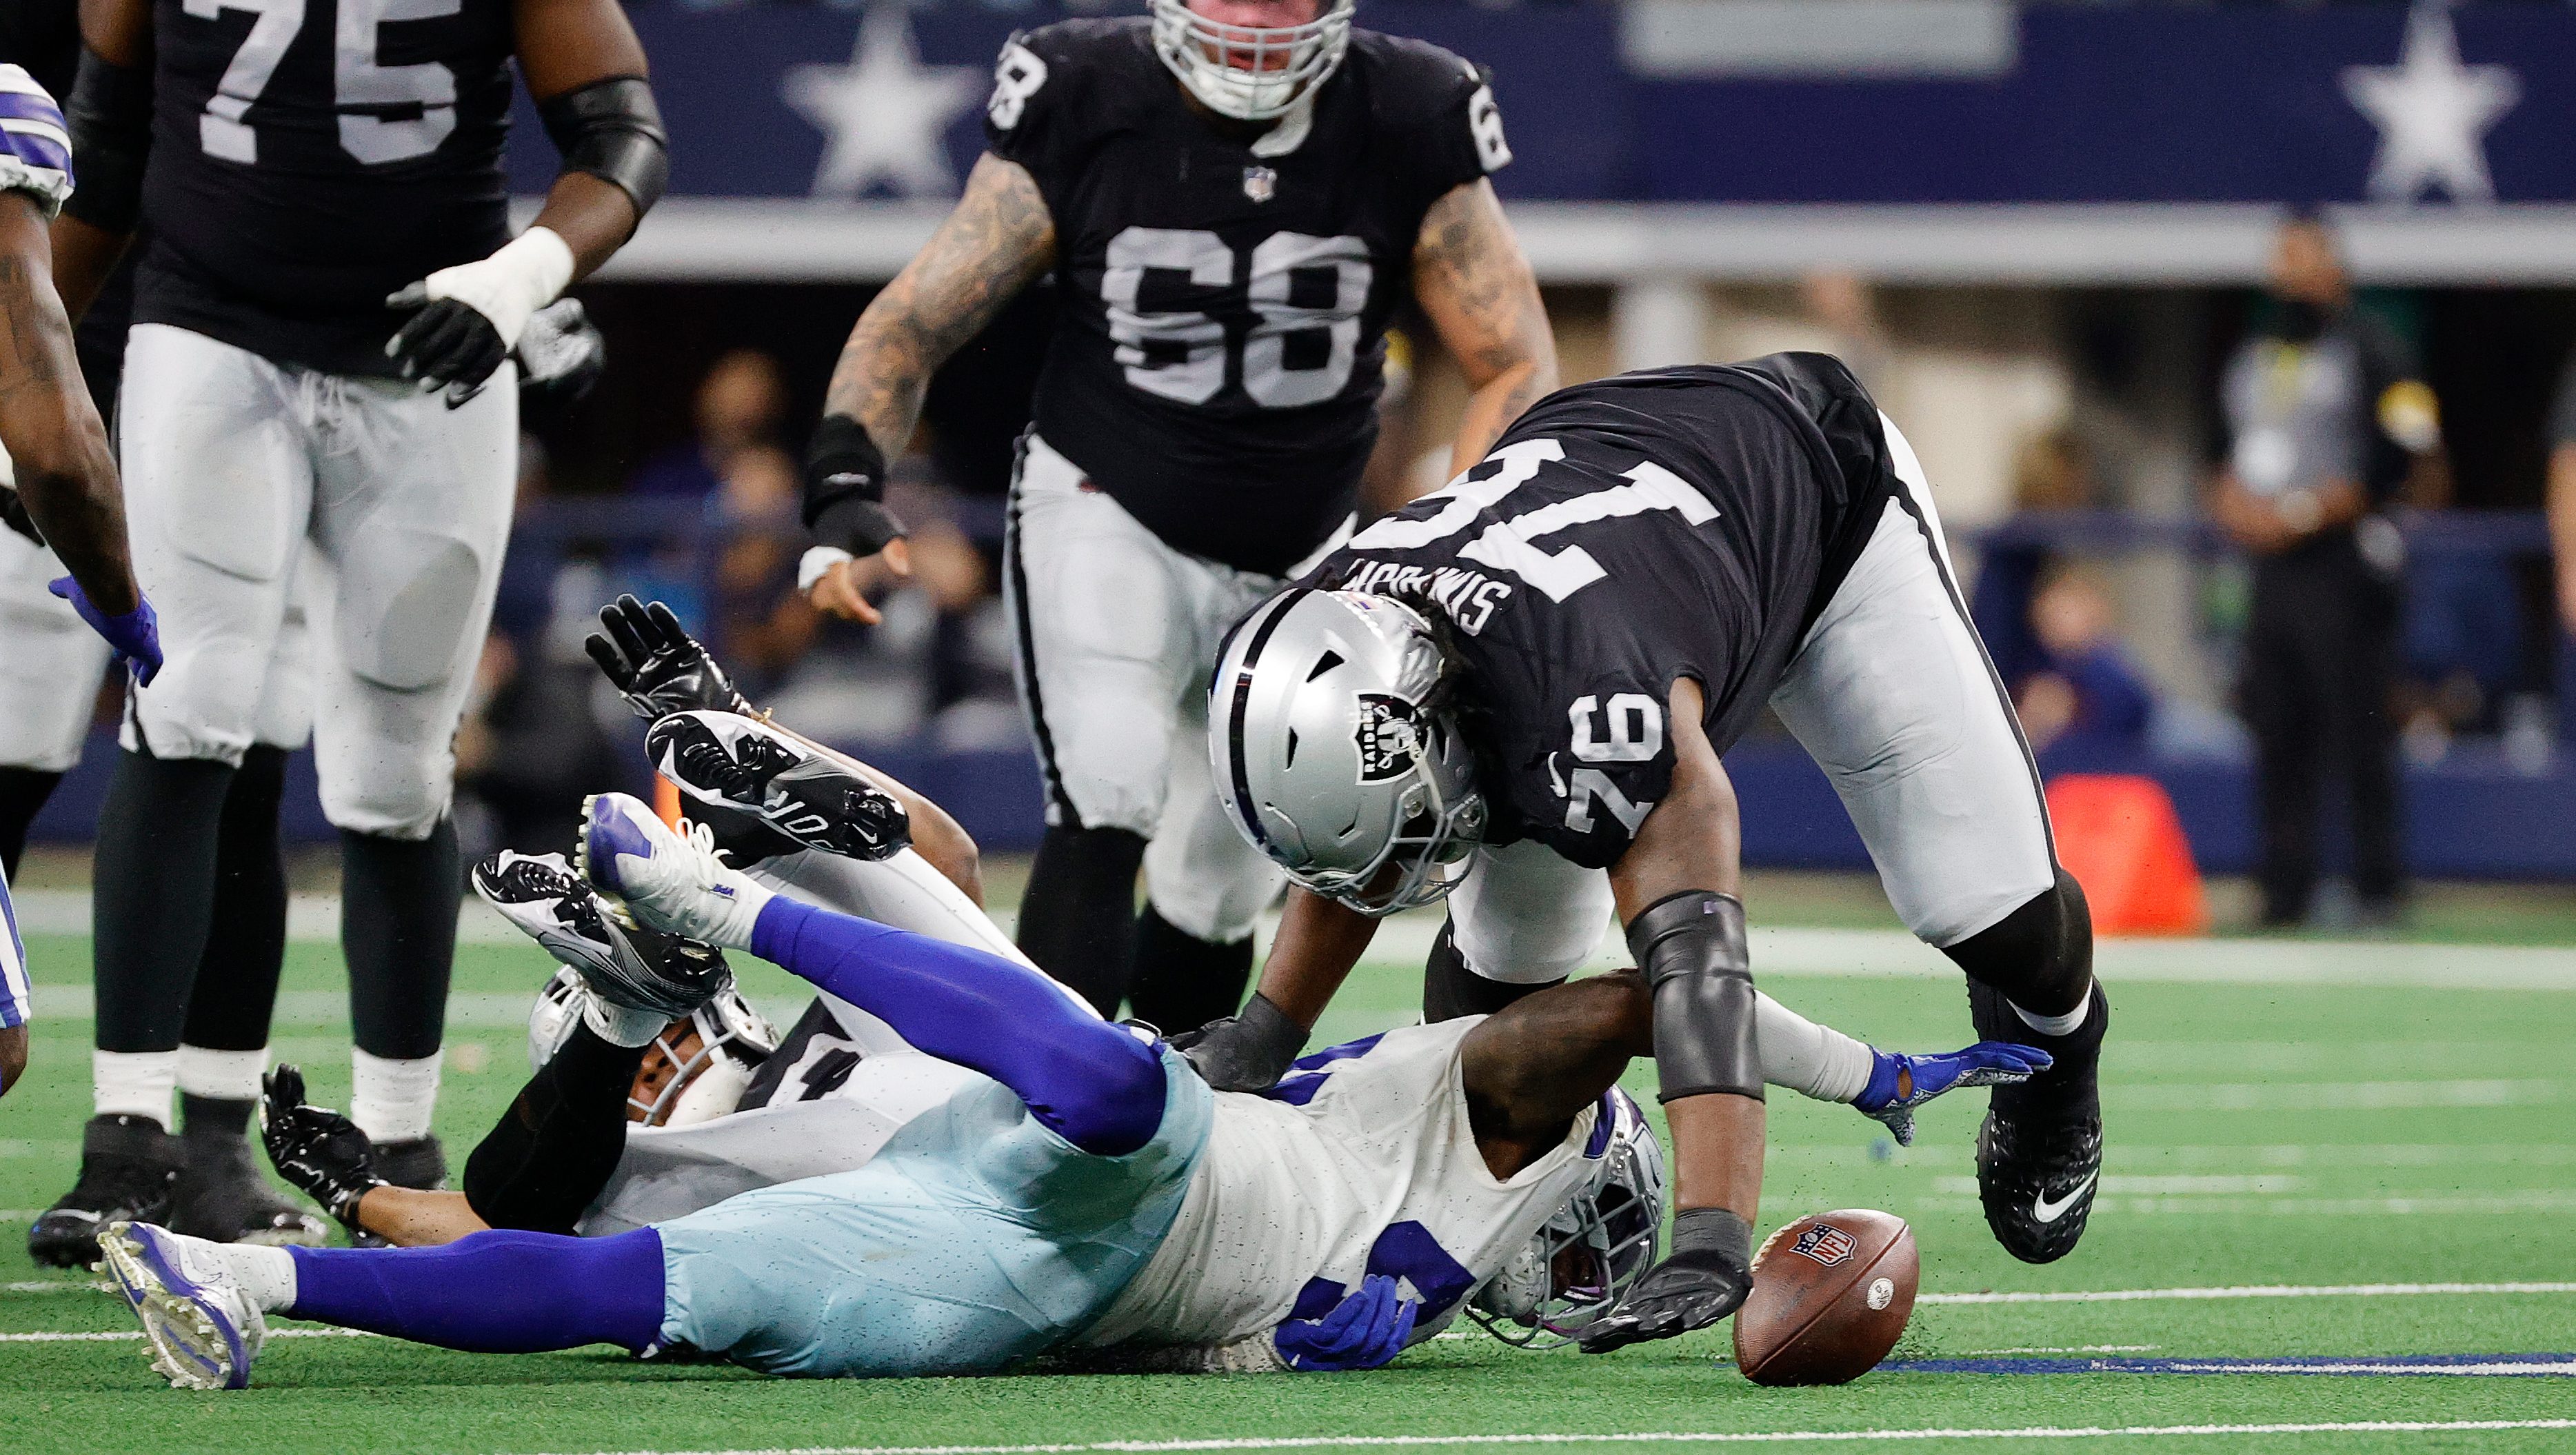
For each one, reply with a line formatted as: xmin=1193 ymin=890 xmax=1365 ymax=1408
xmin=1885 ymin=1352 xmax=2576 ymax=1376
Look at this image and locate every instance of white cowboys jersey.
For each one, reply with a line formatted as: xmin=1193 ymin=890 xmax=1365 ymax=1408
xmin=0 ymin=65 xmax=73 ymax=218
xmin=1074 ymin=1017 xmax=1607 ymax=1354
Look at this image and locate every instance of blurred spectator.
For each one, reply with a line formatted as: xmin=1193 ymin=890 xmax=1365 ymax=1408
xmin=630 ymin=349 xmax=788 ymax=500
xmin=2211 ymin=214 xmax=2443 ymax=929
xmin=708 ymin=444 xmax=820 ymax=694
xmin=1971 ymin=428 xmax=2096 ymax=691
xmin=2016 ymin=566 xmax=2156 ymax=763
xmin=2548 ymin=347 xmax=2576 ymax=685
xmin=456 ymin=441 xmax=621 ymax=860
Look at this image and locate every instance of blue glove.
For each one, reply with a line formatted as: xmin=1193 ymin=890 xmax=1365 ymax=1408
xmin=1856 ymin=1040 xmax=2054 ymax=1147
xmin=49 ymin=576 xmax=163 ymax=686
xmin=1274 ymin=1274 xmax=1420 ymax=1372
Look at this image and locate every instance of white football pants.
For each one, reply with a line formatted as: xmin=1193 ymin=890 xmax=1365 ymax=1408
xmin=0 ymin=525 xmax=112 ymax=773
xmin=117 ymin=325 xmax=516 ymax=839
xmin=1004 ymin=432 xmax=1344 ymax=944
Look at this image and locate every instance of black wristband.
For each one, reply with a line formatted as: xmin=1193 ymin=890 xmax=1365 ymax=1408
xmin=1668 ymin=1206 xmax=1753 ymax=1266
xmin=810 ymin=495 xmax=907 ymax=558
xmin=803 ymin=414 xmax=889 ymax=512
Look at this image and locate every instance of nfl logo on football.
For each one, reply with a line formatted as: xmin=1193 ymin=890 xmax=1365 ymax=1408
xmin=1242 ymin=165 xmax=1278 ymax=203
xmin=1791 ymin=1224 xmax=1858 ymax=1267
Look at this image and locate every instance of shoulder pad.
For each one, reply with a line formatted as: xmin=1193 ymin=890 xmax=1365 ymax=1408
xmin=0 ymin=66 xmax=72 ymax=219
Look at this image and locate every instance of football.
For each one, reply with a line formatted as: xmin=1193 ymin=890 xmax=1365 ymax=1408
xmin=1731 ymin=1209 xmax=1920 ymax=1385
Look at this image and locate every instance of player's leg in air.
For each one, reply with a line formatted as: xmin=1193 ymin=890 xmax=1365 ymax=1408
xmin=100 ymin=791 xmax=1207 ymax=1388
xmin=1767 ymin=416 xmax=2105 ymax=1265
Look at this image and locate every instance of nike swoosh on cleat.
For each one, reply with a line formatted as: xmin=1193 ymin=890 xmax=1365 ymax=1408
xmin=2031 ymin=1172 xmax=2098 ymax=1224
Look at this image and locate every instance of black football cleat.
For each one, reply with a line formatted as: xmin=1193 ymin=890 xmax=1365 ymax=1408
xmin=647 ymin=710 xmax=911 ymax=864
xmin=28 ymin=1114 xmax=183 ymax=1268
xmin=170 ymin=1130 xmax=330 ymax=1248
xmin=474 ymin=850 xmax=732 ymax=1018
xmin=1971 ymin=981 xmax=2109 ymax=1265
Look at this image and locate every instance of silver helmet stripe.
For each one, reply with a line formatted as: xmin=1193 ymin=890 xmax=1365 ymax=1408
xmin=1218 ymin=586 xmax=1314 ymax=859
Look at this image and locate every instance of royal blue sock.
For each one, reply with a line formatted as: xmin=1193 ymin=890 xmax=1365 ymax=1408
xmin=752 ymin=896 xmax=1166 ymax=1155
xmin=285 ymin=1227 xmax=666 ymax=1353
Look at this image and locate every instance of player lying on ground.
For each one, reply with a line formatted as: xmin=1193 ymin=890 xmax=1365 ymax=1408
xmin=107 ymin=788 xmax=1673 ymax=1385
xmin=1191 ymin=354 xmax=2113 ymax=1349
xmin=0 ymin=63 xmax=162 ymax=1099
xmin=259 ymin=704 xmax=2041 ymax=1255
xmin=108 ymin=786 xmax=2040 ymax=1387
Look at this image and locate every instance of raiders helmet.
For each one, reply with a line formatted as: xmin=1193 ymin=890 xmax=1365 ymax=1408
xmin=1467 ymin=1089 xmax=1667 ymax=1347
xmin=527 ymin=968 xmax=781 ymax=1128
xmin=1209 ymin=588 xmax=1486 ymax=916
xmin=1148 ymin=0 xmax=1356 ymax=121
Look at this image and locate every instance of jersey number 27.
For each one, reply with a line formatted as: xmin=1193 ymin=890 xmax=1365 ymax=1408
xmin=185 ymin=0 xmax=459 ymax=166
xmin=1103 ymin=226 xmax=1371 ymax=410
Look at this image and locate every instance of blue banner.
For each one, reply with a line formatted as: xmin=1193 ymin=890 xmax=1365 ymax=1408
xmin=507 ymin=3 xmax=2576 ymax=205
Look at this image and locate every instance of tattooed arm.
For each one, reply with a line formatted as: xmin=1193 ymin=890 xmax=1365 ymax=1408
xmin=806 ymin=153 xmax=1056 ymax=622
xmin=0 ymin=193 xmax=138 ymax=616
xmin=1412 ymin=177 xmax=1556 ymax=485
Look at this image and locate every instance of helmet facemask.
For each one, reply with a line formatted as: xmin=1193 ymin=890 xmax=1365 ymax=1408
xmin=1469 ymin=1091 xmax=1667 ymax=1347
xmin=1148 ymin=0 xmax=1357 ymax=123
xmin=1285 ymin=710 xmax=1486 ymax=916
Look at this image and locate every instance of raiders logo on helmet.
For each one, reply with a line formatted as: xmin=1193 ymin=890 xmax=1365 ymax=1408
xmin=1354 ymin=692 xmax=1425 ymax=784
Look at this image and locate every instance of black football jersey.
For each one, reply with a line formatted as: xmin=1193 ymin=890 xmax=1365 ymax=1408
xmin=985 ymin=19 xmax=1509 ymax=576
xmin=1308 ymin=355 xmax=1900 ymax=869
xmin=133 ymin=0 xmax=516 ymax=376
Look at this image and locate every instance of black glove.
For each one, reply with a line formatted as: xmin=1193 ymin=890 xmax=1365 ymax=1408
xmin=261 ymin=1065 xmax=386 ymax=1235
xmin=1578 ymin=1207 xmax=1755 ymax=1354
xmin=1171 ymin=993 xmax=1307 ymax=1092
xmin=1 ymin=485 xmax=41 ymax=546
xmin=516 ymin=297 xmax=606 ymax=408
xmin=801 ymin=414 xmax=905 ymax=558
xmin=584 ymin=594 xmax=755 ymax=722
xmin=385 ymin=285 xmax=507 ymax=407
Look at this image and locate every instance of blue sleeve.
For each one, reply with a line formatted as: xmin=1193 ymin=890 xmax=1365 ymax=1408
xmin=749 ymin=896 xmax=1167 ymax=1156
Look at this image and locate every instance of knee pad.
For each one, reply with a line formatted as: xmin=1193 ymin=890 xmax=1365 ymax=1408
xmin=1943 ymin=867 xmax=2093 ymax=1016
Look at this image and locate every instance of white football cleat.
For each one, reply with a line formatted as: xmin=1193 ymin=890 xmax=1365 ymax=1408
xmin=577 ymin=792 xmax=770 ymax=951
xmin=97 ymin=1221 xmax=267 ymax=1390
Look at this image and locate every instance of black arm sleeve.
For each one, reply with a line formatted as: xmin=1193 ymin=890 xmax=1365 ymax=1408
xmin=537 ymin=75 xmax=668 ymax=218
xmin=461 ymin=1024 xmax=646 ymax=1235
xmin=62 ymin=46 xmax=150 ymax=234
xmin=1627 ymin=890 xmax=1763 ymax=1103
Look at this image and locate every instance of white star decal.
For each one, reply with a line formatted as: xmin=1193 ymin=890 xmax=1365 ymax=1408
xmin=784 ymin=4 xmax=984 ymax=200
xmin=2339 ymin=5 xmax=2521 ymax=205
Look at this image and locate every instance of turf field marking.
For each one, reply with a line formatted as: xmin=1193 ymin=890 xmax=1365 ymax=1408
xmin=0 ymin=1327 xmax=373 ymax=1342
xmin=2119 ymin=1078 xmax=2570 ymax=1110
xmin=1918 ymin=1282 xmax=2576 ymax=1305
xmin=536 ymin=1418 xmax=2576 ymax=1453
xmin=1888 ymin=1354 xmax=2576 ymax=1376
xmin=3 ymin=1279 xmax=107 ymax=1294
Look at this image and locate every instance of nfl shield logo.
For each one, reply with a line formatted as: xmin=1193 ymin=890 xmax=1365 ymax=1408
xmin=1790 ymin=1224 xmax=1858 ymax=1267
xmin=1242 ymin=165 xmax=1278 ymax=203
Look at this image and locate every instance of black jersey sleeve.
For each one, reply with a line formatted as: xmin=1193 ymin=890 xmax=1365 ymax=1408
xmin=1361 ymin=35 xmax=1510 ymax=218
xmin=983 ymin=22 xmax=1125 ymax=210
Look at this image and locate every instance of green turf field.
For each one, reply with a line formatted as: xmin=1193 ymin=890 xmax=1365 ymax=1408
xmin=8 ymin=912 xmax=2576 ymax=1454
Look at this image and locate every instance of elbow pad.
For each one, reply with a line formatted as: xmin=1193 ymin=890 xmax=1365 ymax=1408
xmin=1627 ymin=890 xmax=1762 ymax=1104
xmin=539 ymin=77 xmax=668 ymax=218
xmin=63 ymin=48 xmax=151 ymax=234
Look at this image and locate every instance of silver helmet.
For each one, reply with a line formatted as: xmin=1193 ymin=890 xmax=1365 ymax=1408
xmin=1209 ymin=588 xmax=1486 ymax=916
xmin=1467 ymin=1089 xmax=1667 ymax=1347
xmin=1148 ymin=0 xmax=1356 ymax=122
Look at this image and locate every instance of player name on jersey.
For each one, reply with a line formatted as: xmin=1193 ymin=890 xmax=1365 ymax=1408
xmin=989 ymin=18 xmax=1509 ymax=576
xmin=1311 ymin=357 xmax=1899 ymax=867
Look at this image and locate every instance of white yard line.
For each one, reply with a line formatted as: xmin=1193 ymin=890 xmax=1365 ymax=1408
xmin=0 ymin=1327 xmax=371 ymax=1342
xmin=1918 ymin=1282 xmax=2576 ymax=1305
xmin=533 ymin=1421 xmax=2576 ymax=1454
xmin=15 ymin=894 xmax=2576 ymax=990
